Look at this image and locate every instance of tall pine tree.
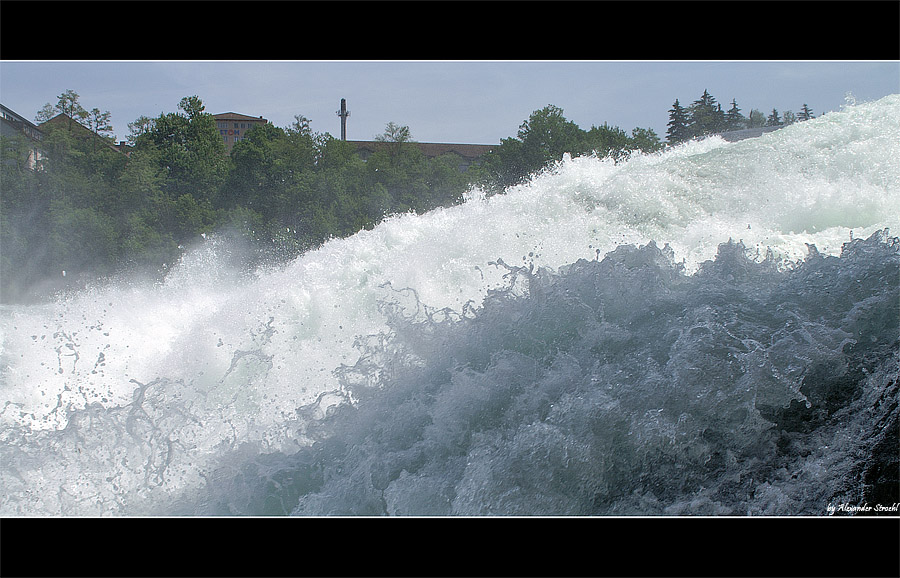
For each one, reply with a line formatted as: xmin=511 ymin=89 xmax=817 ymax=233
xmin=688 ymin=89 xmax=724 ymax=138
xmin=798 ymin=104 xmax=815 ymax=121
xmin=725 ymin=99 xmax=746 ymax=131
xmin=666 ymin=99 xmax=690 ymax=144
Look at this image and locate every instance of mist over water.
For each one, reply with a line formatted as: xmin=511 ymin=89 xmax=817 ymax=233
xmin=1 ymin=95 xmax=898 ymax=516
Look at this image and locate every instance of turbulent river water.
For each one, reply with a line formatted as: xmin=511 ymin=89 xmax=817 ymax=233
xmin=1 ymin=95 xmax=898 ymax=516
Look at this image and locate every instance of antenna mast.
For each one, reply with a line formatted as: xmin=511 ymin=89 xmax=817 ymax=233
xmin=336 ymin=98 xmax=350 ymax=140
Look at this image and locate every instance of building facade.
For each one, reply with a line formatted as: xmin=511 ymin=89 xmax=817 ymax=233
xmin=213 ymin=112 xmax=269 ymax=153
xmin=1 ymin=104 xmax=44 ymax=170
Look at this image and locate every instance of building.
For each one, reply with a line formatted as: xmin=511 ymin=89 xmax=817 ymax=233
xmin=347 ymin=140 xmax=496 ymax=172
xmin=1 ymin=104 xmax=44 ymax=170
xmin=38 ymin=113 xmax=127 ymax=156
xmin=213 ymin=112 xmax=269 ymax=153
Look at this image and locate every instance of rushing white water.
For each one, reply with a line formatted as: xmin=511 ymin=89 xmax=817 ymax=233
xmin=1 ymin=95 xmax=898 ymax=516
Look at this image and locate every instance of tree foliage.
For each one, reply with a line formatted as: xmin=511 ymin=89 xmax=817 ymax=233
xmin=798 ymin=104 xmax=815 ymax=121
xmin=667 ymin=99 xmax=691 ymax=145
xmin=1 ymin=88 xmax=809 ymax=302
xmin=478 ymin=105 xmax=660 ymax=191
xmin=665 ymin=90 xmax=814 ymax=144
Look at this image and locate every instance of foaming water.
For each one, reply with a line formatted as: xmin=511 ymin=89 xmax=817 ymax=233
xmin=1 ymin=95 xmax=898 ymax=516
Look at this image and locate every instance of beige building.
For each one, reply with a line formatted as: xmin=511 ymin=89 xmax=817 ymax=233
xmin=213 ymin=112 xmax=269 ymax=153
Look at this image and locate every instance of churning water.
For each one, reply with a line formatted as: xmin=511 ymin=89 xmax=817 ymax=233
xmin=1 ymin=95 xmax=898 ymax=516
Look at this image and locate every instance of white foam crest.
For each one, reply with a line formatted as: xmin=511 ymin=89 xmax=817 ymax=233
xmin=5 ymin=95 xmax=899 ymax=431
xmin=1 ymin=94 xmax=897 ymax=515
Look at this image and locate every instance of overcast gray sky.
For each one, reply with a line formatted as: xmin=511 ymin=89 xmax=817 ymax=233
xmin=1 ymin=60 xmax=897 ymax=145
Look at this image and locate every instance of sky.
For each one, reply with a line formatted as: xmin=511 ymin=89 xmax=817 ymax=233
xmin=1 ymin=61 xmax=898 ymax=145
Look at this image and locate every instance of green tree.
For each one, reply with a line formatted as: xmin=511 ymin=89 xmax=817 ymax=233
xmin=114 ymin=145 xmax=166 ymax=220
xmin=47 ymin=198 xmax=119 ymax=278
xmin=479 ymin=105 xmax=641 ymax=190
xmin=422 ymin=153 xmax=472 ymax=208
xmin=476 ymin=136 xmax=526 ymax=191
xmin=367 ymin=125 xmax=427 ymax=213
xmin=223 ymin=122 xmax=289 ymax=218
xmin=724 ymin=99 xmax=746 ymax=131
xmin=782 ymin=110 xmax=797 ymax=126
xmin=798 ymin=104 xmax=815 ymax=121
xmin=86 ymin=108 xmax=114 ymax=139
xmin=178 ymin=95 xmax=206 ymax=121
xmin=766 ymin=108 xmax=782 ymax=126
xmin=747 ymin=109 xmax=767 ymax=128
xmin=516 ymin=105 xmax=585 ymax=170
xmin=0 ymin=134 xmax=48 ymax=300
xmin=688 ymin=90 xmax=725 ymax=137
xmin=629 ymin=127 xmax=663 ymax=154
xmin=126 ymin=115 xmax=156 ymax=145
xmin=477 ymin=104 xmax=588 ymax=190
xmin=39 ymin=89 xmax=89 ymax=130
xmin=84 ymin=107 xmax=115 ymax=153
xmin=133 ymin=95 xmax=228 ymax=216
xmin=120 ymin=212 xmax=179 ymax=271
xmin=666 ymin=99 xmax=691 ymax=144
xmin=34 ymin=103 xmax=57 ymax=124
xmin=585 ymin=123 xmax=630 ymax=160
xmin=375 ymin=121 xmax=413 ymax=164
xmin=289 ymin=114 xmax=312 ymax=136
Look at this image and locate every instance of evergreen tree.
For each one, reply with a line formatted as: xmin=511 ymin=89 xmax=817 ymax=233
xmin=725 ymin=99 xmax=746 ymax=131
xmin=766 ymin=108 xmax=782 ymax=126
xmin=714 ymin=103 xmax=727 ymax=133
xmin=666 ymin=99 xmax=690 ymax=144
xmin=798 ymin=103 xmax=815 ymax=121
xmin=688 ymin=89 xmax=722 ymax=138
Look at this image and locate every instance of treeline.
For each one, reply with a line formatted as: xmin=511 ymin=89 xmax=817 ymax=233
xmin=666 ymin=89 xmax=815 ymax=143
xmin=0 ymin=90 xmax=707 ymax=302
